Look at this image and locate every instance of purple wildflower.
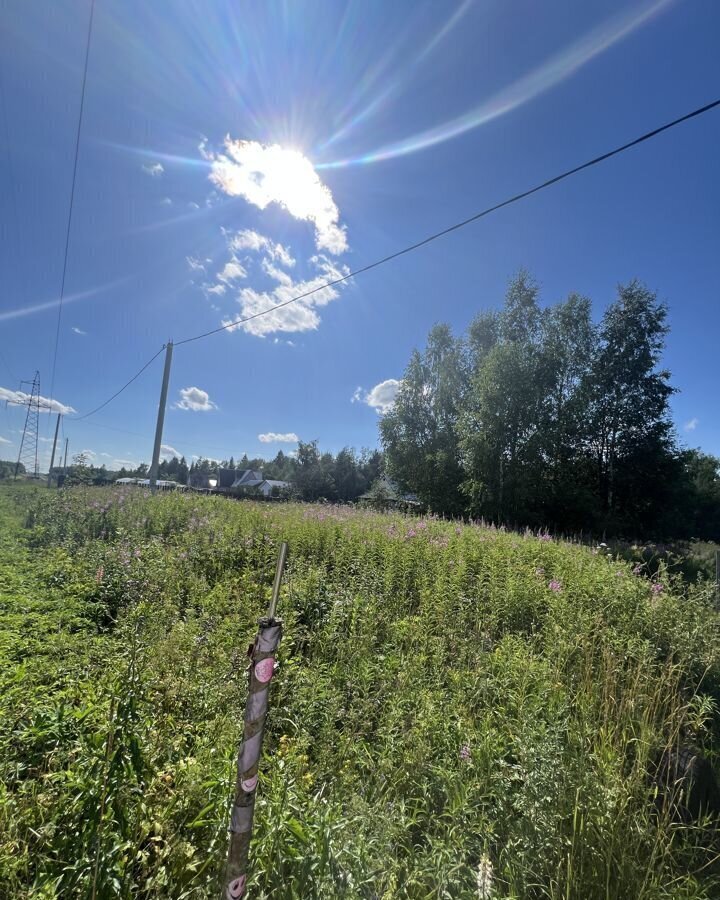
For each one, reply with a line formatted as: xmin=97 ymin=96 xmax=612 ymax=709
xmin=460 ymin=744 xmax=471 ymax=761
xmin=548 ymin=579 xmax=562 ymax=592
xmin=539 ymin=532 xmax=551 ymax=542
xmin=633 ymin=564 xmax=643 ymax=575
xmin=651 ymin=582 xmax=664 ymax=595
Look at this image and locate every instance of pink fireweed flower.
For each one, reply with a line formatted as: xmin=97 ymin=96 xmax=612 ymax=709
xmin=651 ymin=582 xmax=664 ymax=595
xmin=539 ymin=532 xmax=551 ymax=542
xmin=633 ymin=564 xmax=643 ymax=575
xmin=460 ymin=744 xmax=471 ymax=761
xmin=548 ymin=579 xmax=562 ymax=592
xmin=95 ymin=566 xmax=104 ymax=584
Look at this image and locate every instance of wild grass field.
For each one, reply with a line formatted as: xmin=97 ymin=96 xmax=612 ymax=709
xmin=1 ymin=483 xmax=720 ymax=899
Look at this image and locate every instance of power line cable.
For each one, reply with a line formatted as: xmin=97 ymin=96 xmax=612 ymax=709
xmin=47 ymin=0 xmax=96 ymax=412
xmin=72 ymin=346 xmax=165 ymax=420
xmin=174 ymin=97 xmax=720 ymax=347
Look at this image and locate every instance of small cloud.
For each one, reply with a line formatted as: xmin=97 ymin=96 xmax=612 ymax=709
xmin=100 ymin=452 xmax=112 ymax=458
xmin=186 ymin=256 xmax=206 ymax=273
xmin=71 ymin=326 xmax=87 ymax=335
xmin=112 ymin=458 xmax=137 ymax=467
xmin=0 ymin=386 xmax=75 ymax=415
xmin=0 ymin=435 xmax=11 ymax=444
xmin=160 ymin=197 xmax=172 ymax=206
xmin=226 ymin=229 xmax=295 ymax=267
xmin=684 ymin=417 xmax=699 ymax=432
xmin=218 ymin=259 xmax=247 ymax=283
xmin=142 ymin=162 xmax=164 ymax=177
xmin=161 ymin=443 xmax=180 ymax=458
xmin=174 ymin=386 xmax=217 ymax=412
xmin=258 ymin=432 xmax=299 ymax=444
xmin=354 ymin=379 xmax=401 ymax=414
xmin=187 ymin=201 xmax=200 ymax=210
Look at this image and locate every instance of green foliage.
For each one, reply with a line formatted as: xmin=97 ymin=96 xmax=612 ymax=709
xmin=2 ymin=485 xmax=720 ymax=897
xmin=384 ymin=273 xmax=720 ymax=540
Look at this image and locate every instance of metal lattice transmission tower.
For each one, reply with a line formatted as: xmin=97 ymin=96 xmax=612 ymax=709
xmin=15 ymin=371 xmax=41 ymax=478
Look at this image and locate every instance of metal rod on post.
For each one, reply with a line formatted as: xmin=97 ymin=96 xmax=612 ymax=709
xmin=63 ymin=438 xmax=69 ymax=474
xmin=47 ymin=413 xmax=61 ymax=485
xmin=222 ymin=542 xmax=289 ymax=900
xmin=148 ymin=341 xmax=173 ymax=491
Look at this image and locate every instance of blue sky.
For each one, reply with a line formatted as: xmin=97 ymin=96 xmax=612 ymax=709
xmin=1 ymin=0 xmax=719 ymax=471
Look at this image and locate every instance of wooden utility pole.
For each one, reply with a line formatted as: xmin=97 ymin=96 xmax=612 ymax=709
xmin=222 ymin=542 xmax=288 ymax=899
xmin=148 ymin=341 xmax=173 ymax=491
xmin=47 ymin=413 xmax=61 ymax=485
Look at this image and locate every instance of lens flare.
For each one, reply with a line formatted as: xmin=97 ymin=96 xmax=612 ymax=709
xmin=317 ymin=0 xmax=674 ymax=170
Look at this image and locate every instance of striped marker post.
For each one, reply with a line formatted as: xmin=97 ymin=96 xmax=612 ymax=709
xmin=222 ymin=542 xmax=288 ymax=899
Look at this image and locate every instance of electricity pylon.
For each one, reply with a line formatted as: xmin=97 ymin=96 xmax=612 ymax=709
xmin=15 ymin=371 xmax=41 ymax=478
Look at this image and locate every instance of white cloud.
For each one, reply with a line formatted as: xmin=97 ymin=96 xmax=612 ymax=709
xmin=258 ymin=432 xmax=299 ymax=444
xmin=81 ymin=449 xmax=96 ymax=460
xmin=0 ymin=386 xmax=75 ymax=415
xmin=354 ymin=379 xmax=401 ymax=414
xmin=684 ymin=417 xmax=699 ymax=432
xmin=160 ymin=197 xmax=172 ymax=206
xmin=142 ymin=162 xmax=164 ymax=177
xmin=0 ymin=436 xmax=11 ymax=444
xmin=113 ymin=458 xmax=137 ymax=467
xmin=218 ymin=259 xmax=247 ymax=283
xmin=161 ymin=443 xmax=180 ymax=458
xmin=174 ymin=386 xmax=217 ymax=412
xmin=204 ymin=283 xmax=226 ymax=296
xmin=71 ymin=326 xmax=87 ymax=335
xmin=100 ymin=452 xmax=112 ymax=458
xmin=221 ymin=255 xmax=349 ymax=336
xmin=186 ymin=256 xmax=206 ymax=273
xmin=261 ymin=258 xmax=293 ymax=286
xmin=228 ymin=230 xmax=296 ymax=268
xmin=207 ymin=141 xmax=348 ymax=254
xmin=187 ymin=201 xmax=200 ymax=210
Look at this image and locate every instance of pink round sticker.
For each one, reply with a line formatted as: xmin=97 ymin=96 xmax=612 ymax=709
xmin=226 ymin=875 xmax=246 ymax=899
xmin=241 ymin=774 xmax=258 ymax=793
xmin=254 ymin=657 xmax=275 ymax=683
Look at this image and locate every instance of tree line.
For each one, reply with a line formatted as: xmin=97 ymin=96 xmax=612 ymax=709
xmin=114 ymin=445 xmax=384 ymax=503
xmin=381 ymin=272 xmax=720 ymax=540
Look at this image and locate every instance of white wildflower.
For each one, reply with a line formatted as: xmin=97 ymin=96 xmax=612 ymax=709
xmin=476 ymin=853 xmax=494 ymax=899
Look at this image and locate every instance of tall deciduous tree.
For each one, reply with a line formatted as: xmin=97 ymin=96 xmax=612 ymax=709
xmin=381 ymin=323 xmax=467 ymax=516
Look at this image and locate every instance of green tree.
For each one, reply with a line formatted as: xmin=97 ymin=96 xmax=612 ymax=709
xmin=583 ymin=280 xmax=675 ymax=532
xmin=381 ymin=323 xmax=466 ymax=516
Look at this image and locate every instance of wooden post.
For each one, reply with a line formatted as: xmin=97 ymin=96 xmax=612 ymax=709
xmin=222 ymin=542 xmax=289 ymax=899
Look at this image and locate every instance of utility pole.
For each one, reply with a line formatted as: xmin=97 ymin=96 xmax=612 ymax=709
xmin=62 ymin=438 xmax=69 ymax=482
xmin=148 ymin=341 xmax=173 ymax=491
xmin=47 ymin=413 xmax=61 ymax=485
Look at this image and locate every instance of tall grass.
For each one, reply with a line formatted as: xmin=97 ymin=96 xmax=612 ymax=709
xmin=1 ymin=485 xmax=719 ymax=898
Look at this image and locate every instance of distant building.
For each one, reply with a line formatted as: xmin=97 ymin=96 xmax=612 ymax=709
xmin=230 ymin=469 xmax=264 ymax=489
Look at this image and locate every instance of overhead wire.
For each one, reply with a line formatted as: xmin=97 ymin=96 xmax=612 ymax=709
xmin=72 ymin=346 xmax=165 ymax=420
xmin=175 ymin=97 xmax=720 ymax=347
xmin=47 ymin=0 xmax=96 ymax=414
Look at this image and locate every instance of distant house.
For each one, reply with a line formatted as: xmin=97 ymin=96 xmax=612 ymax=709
xmin=256 ymin=479 xmax=291 ymax=498
xmin=231 ymin=469 xmax=265 ymax=490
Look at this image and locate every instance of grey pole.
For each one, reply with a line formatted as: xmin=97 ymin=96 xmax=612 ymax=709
xmin=47 ymin=413 xmax=61 ymax=485
xmin=62 ymin=438 xmax=69 ymax=474
xmin=148 ymin=341 xmax=173 ymax=491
